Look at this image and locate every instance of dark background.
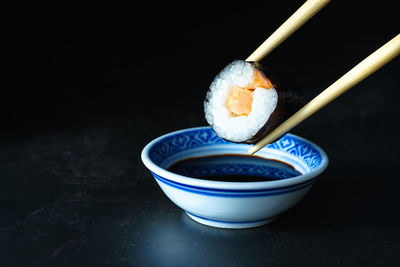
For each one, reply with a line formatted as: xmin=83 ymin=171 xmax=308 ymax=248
xmin=1 ymin=1 xmax=399 ymax=266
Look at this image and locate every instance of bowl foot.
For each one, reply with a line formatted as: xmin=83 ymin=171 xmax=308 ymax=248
xmin=185 ymin=211 xmax=277 ymax=229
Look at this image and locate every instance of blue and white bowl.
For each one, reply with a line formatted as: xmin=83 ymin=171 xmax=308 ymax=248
xmin=141 ymin=126 xmax=328 ymax=229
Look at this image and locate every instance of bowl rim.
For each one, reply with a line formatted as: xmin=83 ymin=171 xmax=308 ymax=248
xmin=141 ymin=126 xmax=328 ymax=190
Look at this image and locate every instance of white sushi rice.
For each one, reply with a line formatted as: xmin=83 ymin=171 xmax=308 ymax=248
xmin=204 ymin=60 xmax=278 ymax=142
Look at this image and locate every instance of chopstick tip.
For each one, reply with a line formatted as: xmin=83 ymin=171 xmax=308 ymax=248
xmin=248 ymin=146 xmax=258 ymax=155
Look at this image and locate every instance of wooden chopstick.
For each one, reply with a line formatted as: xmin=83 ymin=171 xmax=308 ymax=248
xmin=249 ymin=33 xmax=400 ymax=155
xmin=246 ymin=0 xmax=330 ymax=62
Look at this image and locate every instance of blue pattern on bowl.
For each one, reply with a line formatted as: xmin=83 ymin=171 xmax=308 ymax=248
xmin=142 ymin=126 xmax=328 ymax=228
xmin=152 ymin=172 xmax=317 ymax=197
xmin=149 ymin=127 xmax=322 ymax=170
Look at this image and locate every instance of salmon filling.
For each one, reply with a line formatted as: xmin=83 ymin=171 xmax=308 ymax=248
xmin=226 ymin=69 xmax=272 ymax=116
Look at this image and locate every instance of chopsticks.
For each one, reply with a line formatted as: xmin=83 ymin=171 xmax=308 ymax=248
xmin=249 ymin=33 xmax=400 ymax=155
xmin=246 ymin=0 xmax=331 ymax=62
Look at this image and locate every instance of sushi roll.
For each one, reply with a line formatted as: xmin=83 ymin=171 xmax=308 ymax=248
xmin=204 ymin=60 xmax=302 ymax=143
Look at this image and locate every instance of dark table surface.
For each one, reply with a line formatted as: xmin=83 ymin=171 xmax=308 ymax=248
xmin=1 ymin=2 xmax=400 ymax=266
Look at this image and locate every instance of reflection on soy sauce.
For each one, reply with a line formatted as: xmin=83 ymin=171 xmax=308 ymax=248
xmin=167 ymin=154 xmax=302 ymax=182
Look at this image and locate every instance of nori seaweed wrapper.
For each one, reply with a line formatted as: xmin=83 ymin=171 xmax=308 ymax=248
xmin=244 ymin=62 xmax=304 ymax=143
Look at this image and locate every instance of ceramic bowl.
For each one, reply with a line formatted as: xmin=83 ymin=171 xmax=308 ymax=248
xmin=141 ymin=126 xmax=328 ymax=229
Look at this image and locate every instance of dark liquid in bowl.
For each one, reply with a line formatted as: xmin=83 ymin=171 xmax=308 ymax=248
xmin=167 ymin=154 xmax=302 ymax=182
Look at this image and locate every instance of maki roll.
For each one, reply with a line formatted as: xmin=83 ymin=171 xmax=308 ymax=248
xmin=204 ymin=60 xmax=302 ymax=143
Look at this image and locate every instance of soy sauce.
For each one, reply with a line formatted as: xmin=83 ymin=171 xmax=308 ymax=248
xmin=167 ymin=154 xmax=302 ymax=182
